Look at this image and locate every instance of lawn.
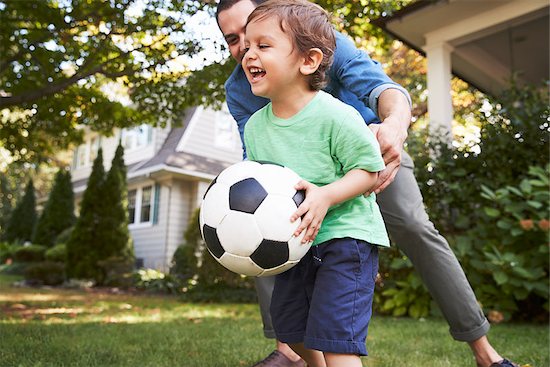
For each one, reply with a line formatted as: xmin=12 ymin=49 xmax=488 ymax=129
xmin=0 ymin=274 xmax=547 ymax=367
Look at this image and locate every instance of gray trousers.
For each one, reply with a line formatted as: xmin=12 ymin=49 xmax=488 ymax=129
xmin=254 ymin=151 xmax=489 ymax=342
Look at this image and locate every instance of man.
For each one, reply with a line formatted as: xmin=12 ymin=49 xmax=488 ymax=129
xmin=215 ymin=1 xmax=518 ymax=367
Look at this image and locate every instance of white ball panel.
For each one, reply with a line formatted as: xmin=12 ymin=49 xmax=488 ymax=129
xmin=287 ymin=232 xmax=309 ymax=261
xmin=258 ymin=260 xmax=300 ymax=277
xmin=201 ymin=183 xmax=230 ymax=227
xmin=255 ymin=195 xmax=300 ymax=241
xmin=219 ymin=253 xmax=263 ymax=276
xmin=216 ymin=161 xmax=261 ymax=185
xmin=255 ymin=165 xmax=301 ymax=196
xmin=217 ymin=212 xmax=263 ymax=256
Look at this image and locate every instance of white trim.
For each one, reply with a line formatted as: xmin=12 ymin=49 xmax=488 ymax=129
xmin=423 ymin=0 xmax=547 ymax=47
xmin=175 ymin=106 xmax=204 ymax=152
xmin=129 ymin=163 xmax=217 ymax=181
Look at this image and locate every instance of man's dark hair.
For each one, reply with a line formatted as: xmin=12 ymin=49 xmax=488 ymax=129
xmin=216 ymin=0 xmax=268 ymax=23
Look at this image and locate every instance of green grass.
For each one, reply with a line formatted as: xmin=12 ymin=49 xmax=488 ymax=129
xmin=0 ymin=275 xmax=547 ymax=367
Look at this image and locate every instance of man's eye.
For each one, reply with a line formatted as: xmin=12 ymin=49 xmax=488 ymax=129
xmin=225 ymin=37 xmax=237 ymax=45
xmin=243 ymin=47 xmax=250 ymax=53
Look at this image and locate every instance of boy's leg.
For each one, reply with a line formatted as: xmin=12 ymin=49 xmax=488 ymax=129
xmin=376 ymin=151 xmax=490 ymax=340
xmin=288 ymin=343 xmax=326 ymax=367
xmin=324 ymin=353 xmax=362 ymax=367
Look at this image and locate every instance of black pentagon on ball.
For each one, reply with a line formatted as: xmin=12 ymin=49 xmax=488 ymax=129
xmin=292 ymin=189 xmax=305 ymax=207
xmin=202 ymin=224 xmax=225 ymax=258
xmin=229 ymin=177 xmax=268 ymax=214
xmin=250 ymin=239 xmax=289 ymax=269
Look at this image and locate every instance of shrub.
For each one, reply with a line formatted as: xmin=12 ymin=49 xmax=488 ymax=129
xmin=97 ymin=256 xmax=134 ymax=287
xmin=13 ymin=245 xmax=46 ymax=263
xmin=0 ymin=242 xmax=17 ymax=263
xmin=134 ymin=268 xmax=180 ymax=294
xmin=55 ymin=227 xmax=73 ymax=245
xmin=24 ymin=261 xmax=65 ymax=285
xmin=45 ymin=243 xmax=66 ymax=263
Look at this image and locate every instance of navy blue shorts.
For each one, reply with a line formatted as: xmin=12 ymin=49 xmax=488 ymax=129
xmin=270 ymin=237 xmax=378 ymax=356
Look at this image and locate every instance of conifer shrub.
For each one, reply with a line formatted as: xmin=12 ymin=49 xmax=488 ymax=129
xmin=13 ymin=245 xmax=46 ymax=263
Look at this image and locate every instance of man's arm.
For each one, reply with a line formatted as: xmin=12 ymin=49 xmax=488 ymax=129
xmin=369 ymin=88 xmax=411 ymax=194
xmin=330 ymin=32 xmax=412 ymax=193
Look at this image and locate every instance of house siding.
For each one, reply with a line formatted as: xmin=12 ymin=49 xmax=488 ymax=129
xmin=178 ymin=107 xmax=243 ymax=163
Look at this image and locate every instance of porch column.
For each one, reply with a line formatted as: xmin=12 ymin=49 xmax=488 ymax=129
xmin=425 ymin=41 xmax=454 ymax=141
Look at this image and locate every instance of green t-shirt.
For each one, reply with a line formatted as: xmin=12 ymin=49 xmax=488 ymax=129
xmin=243 ymin=91 xmax=389 ymax=247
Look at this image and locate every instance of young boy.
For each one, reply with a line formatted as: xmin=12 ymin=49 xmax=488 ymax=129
xmin=242 ymin=1 xmax=389 ymax=366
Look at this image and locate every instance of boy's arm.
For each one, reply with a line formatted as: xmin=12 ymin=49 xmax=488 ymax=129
xmin=291 ymin=169 xmax=378 ymax=244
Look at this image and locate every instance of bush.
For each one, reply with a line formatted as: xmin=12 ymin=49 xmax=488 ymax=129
xmin=97 ymin=256 xmax=134 ymax=287
xmin=13 ymin=245 xmax=46 ymax=263
xmin=54 ymin=227 xmax=73 ymax=245
xmin=134 ymin=268 xmax=180 ymax=294
xmin=45 ymin=243 xmax=66 ymax=263
xmin=0 ymin=242 xmax=17 ymax=263
xmin=24 ymin=261 xmax=65 ymax=285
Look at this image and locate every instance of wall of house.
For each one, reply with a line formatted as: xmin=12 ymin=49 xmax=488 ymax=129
xmin=130 ymin=178 xmax=195 ymax=271
xmin=178 ymin=106 xmax=243 ymax=163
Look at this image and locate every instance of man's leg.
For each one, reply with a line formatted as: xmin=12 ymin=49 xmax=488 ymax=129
xmin=377 ymin=151 xmax=505 ymax=366
xmin=253 ymin=276 xmax=304 ymax=366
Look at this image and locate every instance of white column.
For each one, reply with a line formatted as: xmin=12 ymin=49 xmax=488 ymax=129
xmin=425 ymin=41 xmax=454 ymax=140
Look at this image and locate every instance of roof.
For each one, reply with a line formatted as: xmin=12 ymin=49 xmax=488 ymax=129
xmin=373 ymin=0 xmax=549 ymax=96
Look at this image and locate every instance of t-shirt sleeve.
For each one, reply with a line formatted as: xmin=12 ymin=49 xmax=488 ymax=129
xmin=243 ymin=116 xmax=257 ymax=162
xmin=332 ymin=109 xmax=386 ymax=173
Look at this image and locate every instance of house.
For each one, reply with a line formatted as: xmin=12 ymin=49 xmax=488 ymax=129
xmin=70 ymin=106 xmax=243 ymax=271
xmin=373 ymin=0 xmax=549 ymax=136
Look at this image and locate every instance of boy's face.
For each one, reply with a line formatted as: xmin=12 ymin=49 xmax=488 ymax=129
xmin=218 ymin=0 xmax=257 ymax=63
xmin=242 ymin=17 xmax=304 ymax=100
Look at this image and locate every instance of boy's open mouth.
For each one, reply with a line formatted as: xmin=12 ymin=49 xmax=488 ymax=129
xmin=248 ymin=67 xmax=266 ymax=81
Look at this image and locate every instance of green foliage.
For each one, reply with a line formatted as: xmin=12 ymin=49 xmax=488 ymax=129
xmin=99 ymin=144 xmax=134 ymax=265
xmin=66 ymin=145 xmax=134 ymax=285
xmin=400 ymin=81 xmax=550 ymax=320
xmin=66 ymin=149 xmax=106 ymax=281
xmin=32 ymin=170 xmax=75 ymax=247
xmin=13 ymin=244 xmax=46 ymax=263
xmin=45 ymin=243 xmax=66 ymax=263
xmin=3 ymin=179 xmax=37 ymax=243
xmin=54 ymin=226 xmax=73 ymax=245
xmin=134 ymin=268 xmax=180 ymax=294
xmin=24 ymin=261 xmax=65 ymax=286
xmin=0 ymin=173 xmax=14 ymax=238
xmin=1 ymin=0 xmax=220 ymax=162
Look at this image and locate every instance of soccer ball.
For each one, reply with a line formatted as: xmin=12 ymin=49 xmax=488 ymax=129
xmin=199 ymin=161 xmax=308 ymax=277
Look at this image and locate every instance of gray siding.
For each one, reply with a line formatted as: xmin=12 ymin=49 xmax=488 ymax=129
xmin=179 ymin=107 xmax=243 ymax=163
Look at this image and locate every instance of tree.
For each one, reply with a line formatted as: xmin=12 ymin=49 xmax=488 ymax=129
xmin=3 ymin=178 xmax=36 ymax=243
xmin=32 ymin=170 xmax=75 ymax=247
xmin=0 ymin=173 xmax=13 ymax=238
xmin=99 ymin=143 xmax=134 ymax=265
xmin=1 ymin=0 xmax=230 ymax=162
xmin=66 ymin=149 xmax=105 ymax=280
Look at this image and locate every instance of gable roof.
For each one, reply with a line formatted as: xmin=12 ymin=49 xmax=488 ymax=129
xmin=373 ymin=0 xmax=549 ymax=96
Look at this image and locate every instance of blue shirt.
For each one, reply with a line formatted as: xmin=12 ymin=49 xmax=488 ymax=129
xmin=225 ymin=31 xmax=411 ymax=158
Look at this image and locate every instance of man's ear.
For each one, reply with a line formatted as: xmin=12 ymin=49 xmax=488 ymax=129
xmin=300 ymin=48 xmax=323 ymax=76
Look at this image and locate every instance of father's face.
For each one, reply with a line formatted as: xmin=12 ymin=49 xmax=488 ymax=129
xmin=217 ymin=0 xmax=257 ymax=63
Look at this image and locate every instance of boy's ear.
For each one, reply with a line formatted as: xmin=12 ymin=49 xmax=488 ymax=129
xmin=300 ymin=48 xmax=323 ymax=76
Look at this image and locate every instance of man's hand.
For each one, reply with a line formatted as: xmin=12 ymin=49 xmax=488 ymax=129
xmin=291 ymin=180 xmax=331 ymax=244
xmin=368 ymin=115 xmax=408 ymax=194
xmin=369 ymin=88 xmax=411 ymax=194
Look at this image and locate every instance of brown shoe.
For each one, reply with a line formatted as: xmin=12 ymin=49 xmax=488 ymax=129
xmin=251 ymin=350 xmax=305 ymax=367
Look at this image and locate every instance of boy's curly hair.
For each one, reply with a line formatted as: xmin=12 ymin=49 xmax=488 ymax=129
xmin=246 ymin=0 xmax=335 ymax=91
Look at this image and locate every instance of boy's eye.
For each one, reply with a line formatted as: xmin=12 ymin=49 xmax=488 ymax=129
xmin=243 ymin=47 xmax=250 ymax=53
xmin=259 ymin=44 xmax=269 ymax=49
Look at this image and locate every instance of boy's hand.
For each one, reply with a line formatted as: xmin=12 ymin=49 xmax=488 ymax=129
xmin=290 ymin=180 xmax=331 ymax=244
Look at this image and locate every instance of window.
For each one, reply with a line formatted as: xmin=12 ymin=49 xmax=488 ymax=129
xmin=122 ymin=124 xmax=153 ymax=151
xmin=128 ymin=185 xmax=155 ymax=226
xmin=73 ymin=136 xmax=102 ymax=169
xmin=215 ymin=107 xmax=239 ymax=150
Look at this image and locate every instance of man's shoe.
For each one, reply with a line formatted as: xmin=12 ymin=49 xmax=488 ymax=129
xmin=251 ymin=350 xmax=305 ymax=367
xmin=490 ymin=359 xmax=520 ymax=367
